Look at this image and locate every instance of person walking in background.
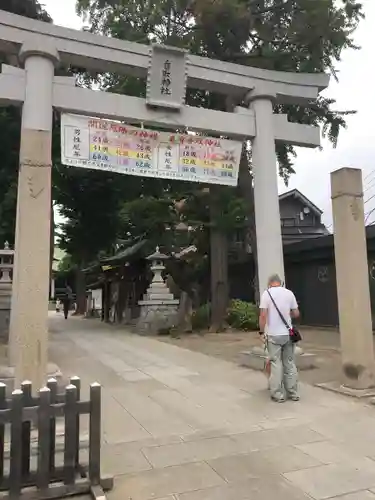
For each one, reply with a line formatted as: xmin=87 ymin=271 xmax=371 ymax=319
xmin=55 ymin=298 xmax=61 ymax=313
xmin=62 ymin=284 xmax=73 ymax=320
xmin=259 ymin=274 xmax=300 ymax=403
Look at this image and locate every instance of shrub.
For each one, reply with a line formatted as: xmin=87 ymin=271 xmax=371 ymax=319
xmin=191 ymin=300 xmax=258 ymax=332
xmin=192 ymin=303 xmax=211 ymax=330
xmin=226 ymin=299 xmax=258 ymax=331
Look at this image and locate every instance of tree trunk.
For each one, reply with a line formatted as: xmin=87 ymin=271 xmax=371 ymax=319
xmin=238 ymin=149 xmax=260 ymax=304
xmin=177 ymin=291 xmax=193 ymax=333
xmin=75 ymin=267 xmax=86 ymax=315
xmin=209 ymin=186 xmax=229 ymax=332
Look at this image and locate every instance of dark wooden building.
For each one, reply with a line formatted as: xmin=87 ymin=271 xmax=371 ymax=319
xmin=84 ymin=239 xmax=150 ymax=324
xmin=229 ymin=190 xmax=375 ymax=328
xmin=279 ymin=188 xmax=330 ymax=244
xmin=284 ymin=225 xmax=375 ymax=328
xmin=229 ymin=225 xmax=375 ymax=328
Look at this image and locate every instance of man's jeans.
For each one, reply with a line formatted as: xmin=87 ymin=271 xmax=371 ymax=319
xmin=267 ymin=335 xmax=298 ymax=400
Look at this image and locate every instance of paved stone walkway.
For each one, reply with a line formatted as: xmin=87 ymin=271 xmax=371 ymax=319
xmin=50 ymin=315 xmax=375 ymax=500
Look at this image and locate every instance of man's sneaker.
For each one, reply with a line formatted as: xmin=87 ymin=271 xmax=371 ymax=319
xmin=271 ymin=396 xmax=286 ymax=403
xmin=289 ymin=395 xmax=300 ymax=402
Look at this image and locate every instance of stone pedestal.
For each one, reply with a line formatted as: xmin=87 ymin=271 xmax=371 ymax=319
xmin=331 ymin=167 xmax=375 ymax=390
xmin=137 ymin=301 xmax=179 ymax=335
xmin=136 ymin=247 xmax=179 ymax=335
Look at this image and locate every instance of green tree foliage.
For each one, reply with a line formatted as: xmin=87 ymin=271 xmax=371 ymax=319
xmin=1 ymin=0 xmax=51 ymax=21
xmin=55 ymin=168 xmax=125 ymax=266
xmin=0 ymin=1 xmax=52 ymax=245
xmin=53 ymin=163 xmax=134 ymax=312
xmin=0 ymin=108 xmax=20 ymax=244
xmin=118 ymin=196 xmax=177 ymax=244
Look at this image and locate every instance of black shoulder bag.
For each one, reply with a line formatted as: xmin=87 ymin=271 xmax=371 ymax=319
xmin=266 ymin=290 xmax=302 ymax=344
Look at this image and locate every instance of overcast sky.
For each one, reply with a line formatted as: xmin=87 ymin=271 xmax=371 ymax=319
xmin=44 ymin=0 xmax=374 ymax=226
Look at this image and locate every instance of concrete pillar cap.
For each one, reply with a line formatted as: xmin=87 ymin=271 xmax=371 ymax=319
xmin=245 ymin=88 xmax=277 ymax=106
xmin=331 ymin=167 xmax=363 ymax=199
xmin=19 ymin=40 xmax=60 ymax=67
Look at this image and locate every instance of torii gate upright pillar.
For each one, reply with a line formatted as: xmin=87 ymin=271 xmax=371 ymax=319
xmin=9 ymin=41 xmax=59 ymax=390
xmin=248 ymin=91 xmax=284 ymax=295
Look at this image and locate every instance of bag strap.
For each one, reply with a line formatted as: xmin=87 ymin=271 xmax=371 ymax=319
xmin=266 ymin=289 xmax=290 ymax=332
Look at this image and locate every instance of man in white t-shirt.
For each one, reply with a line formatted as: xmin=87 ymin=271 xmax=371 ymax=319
xmin=259 ymin=274 xmax=300 ymax=403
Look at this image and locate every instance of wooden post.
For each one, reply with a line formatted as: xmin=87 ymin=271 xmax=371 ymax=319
xmin=70 ymin=376 xmax=81 ymax=469
xmin=37 ymin=387 xmax=51 ymax=491
xmin=9 ymin=389 xmax=23 ymax=498
xmin=21 ymin=380 xmax=32 ymax=479
xmin=47 ymin=377 xmax=57 ymax=473
xmin=0 ymin=382 xmax=6 ymax=483
xmin=63 ymin=384 xmax=78 ymax=485
xmin=89 ymin=383 xmax=101 ymax=486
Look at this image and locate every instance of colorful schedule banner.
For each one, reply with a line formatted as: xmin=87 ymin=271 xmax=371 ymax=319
xmin=60 ymin=114 xmax=242 ymax=187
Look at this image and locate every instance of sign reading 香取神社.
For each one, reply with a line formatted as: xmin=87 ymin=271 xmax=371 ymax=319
xmin=60 ymin=114 xmax=242 ymax=186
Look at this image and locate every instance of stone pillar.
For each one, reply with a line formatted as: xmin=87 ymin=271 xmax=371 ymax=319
xmin=331 ymin=167 xmax=375 ymax=389
xmin=249 ymin=93 xmax=284 ymax=294
xmin=9 ymin=41 xmax=59 ymax=390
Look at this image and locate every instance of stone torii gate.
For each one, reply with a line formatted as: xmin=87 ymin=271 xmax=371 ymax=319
xmin=0 ymin=10 xmax=329 ymax=388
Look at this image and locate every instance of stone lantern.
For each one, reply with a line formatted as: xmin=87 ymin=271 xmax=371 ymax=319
xmin=136 ymin=246 xmax=179 ymax=335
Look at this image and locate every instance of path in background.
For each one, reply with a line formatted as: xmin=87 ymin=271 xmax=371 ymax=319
xmin=50 ymin=314 xmax=375 ymax=500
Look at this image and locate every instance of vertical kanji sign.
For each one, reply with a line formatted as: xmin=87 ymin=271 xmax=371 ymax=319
xmin=146 ymin=44 xmax=188 ymax=110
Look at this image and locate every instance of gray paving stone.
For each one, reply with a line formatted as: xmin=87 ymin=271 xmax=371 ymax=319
xmin=119 ymin=370 xmax=151 ymax=382
xmin=258 ymin=416 xmax=308 ymax=430
xmin=101 ymin=393 xmax=151 ymax=444
xmin=132 ymin=435 xmax=184 ymax=449
xmin=180 ymin=429 xmax=239 ymax=442
xmin=229 ymin=425 xmax=325 ymax=452
xmin=149 ymin=389 xmax=233 ymax=430
xmin=101 ymin=442 xmax=152 ymax=476
xmin=142 ymin=436 xmax=247 ymax=468
xmin=284 ymin=459 xmax=375 ymax=499
xmin=208 ymin=445 xmax=322 ymax=481
xmin=295 ymin=441 xmax=362 ymax=465
xmin=177 ymin=475 xmax=311 ymax=500
xmin=110 ymin=387 xmax=195 ymax=438
xmin=333 ymin=492 xmax=375 ymax=500
xmin=120 ymin=379 xmax=169 ymax=396
xmin=107 ymin=462 xmax=224 ymax=500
